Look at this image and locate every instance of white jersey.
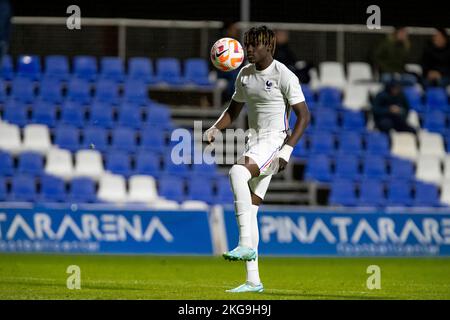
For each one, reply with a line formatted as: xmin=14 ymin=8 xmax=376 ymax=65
xmin=232 ymin=59 xmax=305 ymax=133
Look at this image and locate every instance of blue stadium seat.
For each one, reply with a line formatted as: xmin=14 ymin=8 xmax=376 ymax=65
xmin=0 ymin=79 xmax=6 ymax=103
xmin=386 ymin=180 xmax=413 ymax=206
xmin=100 ymin=57 xmax=125 ymax=82
xmin=358 ymin=179 xmax=385 ymax=206
xmin=334 ymin=154 xmax=360 ymax=180
xmin=3 ymin=100 xmax=28 ymax=127
xmin=426 ymin=87 xmax=449 ymax=111
xmin=123 ymin=80 xmax=149 ymax=105
xmin=214 ymin=176 xmax=234 ymax=204
xmin=69 ymin=177 xmax=97 ymax=203
xmin=67 ymin=78 xmax=91 ymax=104
xmin=0 ymin=177 xmax=6 ymax=201
xmin=94 ymin=79 xmax=119 ymax=105
xmin=318 ymin=87 xmax=342 ymax=108
xmin=389 ymin=157 xmax=414 ymax=181
xmin=292 ymin=135 xmax=308 ymax=158
xmin=117 ymin=106 xmax=142 ymax=129
xmin=185 ymin=58 xmax=211 ymax=86
xmin=11 ymin=77 xmax=35 ymax=103
xmin=39 ymin=78 xmax=63 ymax=104
xmin=0 ymin=151 xmax=14 ymax=176
xmin=44 ymin=55 xmax=70 ymax=81
xmin=89 ymin=102 xmax=114 ymax=128
xmin=18 ymin=152 xmax=44 ymax=176
xmin=302 ymin=85 xmax=316 ymax=107
xmin=312 ymin=109 xmax=338 ymax=132
xmin=106 ymin=151 xmax=132 ymax=177
xmin=17 ymin=55 xmax=41 ymax=80
xmin=10 ymin=175 xmax=37 ymax=202
xmin=156 ymin=58 xmax=185 ymax=85
xmin=82 ymin=126 xmax=108 ymax=152
xmin=145 ymin=105 xmax=173 ymax=129
xmin=304 ymin=154 xmax=332 ymax=182
xmin=163 ymin=153 xmax=190 ymax=178
xmin=139 ymin=129 xmax=166 ymax=153
xmin=187 ymin=177 xmax=214 ymax=203
xmin=365 ymin=131 xmax=390 ymax=156
xmin=191 ymin=158 xmax=217 ymax=178
xmin=414 ymin=182 xmax=441 ymax=207
xmin=54 ymin=125 xmax=80 ymax=152
xmin=40 ymin=174 xmax=66 ymax=202
xmin=362 ymin=155 xmax=387 ymax=180
xmin=128 ymin=57 xmax=155 ymax=84
xmin=329 ymin=179 xmax=357 ymax=206
xmin=423 ymin=110 xmax=447 ymax=134
xmin=403 ymin=86 xmax=425 ymax=112
xmin=73 ymin=55 xmax=98 ymax=81
xmin=134 ymin=151 xmax=161 ymax=177
xmin=111 ymin=127 xmax=137 ymax=153
xmin=60 ymin=101 xmax=85 ymax=128
xmin=158 ymin=175 xmax=185 ymax=202
xmin=309 ymin=132 xmax=335 ymax=155
xmin=31 ymin=100 xmax=57 ymax=127
xmin=1 ymin=55 xmax=14 ymax=80
xmin=342 ymin=110 xmax=365 ymax=132
xmin=337 ymin=131 xmax=362 ymax=154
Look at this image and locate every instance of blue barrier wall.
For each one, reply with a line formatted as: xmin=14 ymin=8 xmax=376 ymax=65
xmin=0 ymin=207 xmax=213 ymax=254
xmin=224 ymin=209 xmax=450 ymax=256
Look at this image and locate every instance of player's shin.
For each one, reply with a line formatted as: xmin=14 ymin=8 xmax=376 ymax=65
xmin=246 ymin=204 xmax=261 ymax=285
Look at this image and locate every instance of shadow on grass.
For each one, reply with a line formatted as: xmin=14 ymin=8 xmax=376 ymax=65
xmin=260 ymin=290 xmax=397 ymax=300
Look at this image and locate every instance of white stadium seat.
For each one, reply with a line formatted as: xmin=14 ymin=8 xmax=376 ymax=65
xmin=127 ymin=175 xmax=158 ymax=203
xmin=318 ymin=61 xmax=346 ymax=90
xmin=180 ymin=200 xmax=209 ymax=210
xmin=74 ymin=149 xmax=104 ymax=179
xmin=97 ymin=174 xmax=128 ymax=203
xmin=391 ymin=132 xmax=418 ymax=161
xmin=407 ymin=110 xmax=420 ymax=129
xmin=0 ymin=123 xmax=22 ymax=154
xmin=347 ymin=62 xmax=373 ymax=83
xmin=440 ymin=180 xmax=450 ymax=206
xmin=405 ymin=63 xmax=423 ymax=77
xmin=45 ymin=148 xmax=74 ymax=179
xmin=342 ymin=84 xmax=370 ymax=111
xmin=22 ymin=124 xmax=52 ymax=154
xmin=151 ymin=198 xmax=180 ymax=210
xmin=416 ymin=155 xmax=442 ymax=185
xmin=418 ymin=130 xmax=446 ymax=158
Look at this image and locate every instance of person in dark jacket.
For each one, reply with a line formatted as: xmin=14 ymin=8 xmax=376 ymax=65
xmin=372 ymin=80 xmax=416 ymax=134
xmin=0 ymin=0 xmax=12 ymax=64
xmin=421 ymin=28 xmax=450 ymax=87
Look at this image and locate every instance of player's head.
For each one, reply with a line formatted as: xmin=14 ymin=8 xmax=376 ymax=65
xmin=243 ymin=25 xmax=276 ymax=64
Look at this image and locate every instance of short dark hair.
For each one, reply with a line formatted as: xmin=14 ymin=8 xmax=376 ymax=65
xmin=243 ymin=25 xmax=276 ymax=55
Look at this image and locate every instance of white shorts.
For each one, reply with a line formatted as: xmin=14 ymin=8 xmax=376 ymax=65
xmin=242 ymin=131 xmax=287 ymax=200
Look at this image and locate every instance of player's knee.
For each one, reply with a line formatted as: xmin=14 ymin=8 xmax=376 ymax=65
xmin=229 ymin=164 xmax=252 ymax=182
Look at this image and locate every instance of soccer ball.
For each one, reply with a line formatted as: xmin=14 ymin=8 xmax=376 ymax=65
xmin=210 ymin=37 xmax=244 ymax=72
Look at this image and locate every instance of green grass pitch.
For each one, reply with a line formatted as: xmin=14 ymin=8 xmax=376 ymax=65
xmin=0 ymin=254 xmax=449 ymax=299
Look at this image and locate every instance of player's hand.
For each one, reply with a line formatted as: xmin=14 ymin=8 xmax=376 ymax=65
xmin=274 ymin=144 xmax=293 ymax=174
xmin=204 ymin=126 xmax=220 ymax=144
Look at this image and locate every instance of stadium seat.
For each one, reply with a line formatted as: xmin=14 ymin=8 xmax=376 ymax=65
xmin=39 ymin=174 xmax=66 ymax=202
xmin=292 ymin=135 xmax=308 ymax=158
xmin=425 ymin=87 xmax=449 ymax=111
xmin=145 ymin=105 xmax=173 ymax=129
xmin=0 ymin=80 xmax=6 ymax=103
xmin=158 ymin=175 xmax=185 ymax=202
xmin=390 ymin=131 xmax=418 ymax=161
xmin=82 ymin=126 xmax=108 ymax=152
xmin=60 ymin=101 xmax=86 ymax=128
xmin=422 ymin=110 xmax=447 ymax=134
xmin=17 ymin=55 xmax=41 ymax=80
xmin=163 ymin=153 xmax=190 ymax=177
xmin=357 ymin=179 xmax=385 ymax=206
xmin=100 ymin=57 xmax=125 ymax=82
xmin=347 ymin=62 xmax=373 ymax=83
xmin=301 ymin=85 xmax=316 ymax=106
xmin=123 ymin=80 xmax=149 ymax=106
xmin=128 ymin=57 xmax=155 ymax=84
xmin=97 ymin=173 xmax=128 ymax=203
xmin=0 ymin=177 xmax=6 ymax=201
xmin=111 ymin=127 xmax=137 ymax=153
xmin=337 ymin=131 xmax=362 ymax=154
xmin=18 ymin=151 xmax=44 ymax=176
xmin=407 ymin=110 xmax=421 ymax=129
xmin=440 ymin=180 xmax=450 ymax=206
xmin=73 ymin=55 xmax=98 ymax=81
xmin=312 ymin=109 xmax=338 ymax=132
xmin=44 ymin=148 xmax=74 ymax=180
xmin=156 ymin=58 xmax=185 ymax=85
xmin=105 ymin=151 xmax=132 ymax=177
xmin=184 ymin=58 xmax=212 ymax=86
xmin=0 ymin=123 xmax=22 ymax=153
xmin=304 ymin=154 xmax=332 ymax=182
xmin=418 ymin=130 xmax=446 ymax=158
xmin=117 ymin=106 xmax=143 ymax=129
xmin=0 ymin=151 xmax=14 ymax=176
xmin=94 ymin=79 xmax=119 ymax=105
xmin=328 ymin=179 xmax=357 ymax=206
xmin=1 ymin=55 xmax=14 ymax=80
xmin=342 ymin=84 xmax=370 ymax=111
xmin=187 ymin=177 xmax=214 ymax=203
xmin=389 ymin=157 xmax=415 ymax=181
xmin=11 ymin=77 xmax=35 ymax=103
xmin=31 ymin=100 xmax=57 ymax=128
xmin=54 ymin=125 xmax=80 ymax=152
xmin=416 ymin=155 xmax=442 ymax=185
xmin=22 ymin=124 xmax=52 ymax=154
xmin=334 ymin=154 xmax=360 ymax=180
xmin=44 ymin=55 xmax=70 ymax=81
xmin=414 ymin=182 xmax=440 ymax=207
xmin=341 ymin=110 xmax=365 ymax=132
xmin=38 ymin=78 xmax=63 ymax=104
xmin=67 ymin=78 xmax=91 ymax=104
xmin=214 ymin=176 xmax=234 ymax=204
xmin=319 ymin=62 xmax=346 ymax=90
xmin=69 ymin=177 xmax=97 ymax=203
xmin=139 ymin=129 xmax=166 ymax=153
xmin=365 ymin=131 xmax=390 ymax=156
xmin=309 ymin=132 xmax=335 ymax=155
xmin=362 ymin=155 xmax=387 ymax=180
xmin=10 ymin=175 xmax=37 ymax=202
xmin=403 ymin=86 xmax=425 ymax=112
xmin=191 ymin=158 xmax=217 ymax=177
xmin=386 ymin=180 xmax=413 ymax=206
xmin=318 ymin=87 xmax=342 ymax=108
xmin=134 ymin=151 xmax=161 ymax=177
xmin=127 ymin=175 xmax=159 ymax=203
xmin=89 ymin=102 xmax=114 ymax=128
xmin=443 ymin=155 xmax=450 ymax=182
xmin=74 ymin=149 xmax=104 ymax=180
xmin=2 ymin=100 xmax=28 ymax=127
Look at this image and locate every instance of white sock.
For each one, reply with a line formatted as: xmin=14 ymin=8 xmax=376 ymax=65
xmin=246 ymin=204 xmax=261 ymax=285
xmin=229 ymin=165 xmax=253 ymax=248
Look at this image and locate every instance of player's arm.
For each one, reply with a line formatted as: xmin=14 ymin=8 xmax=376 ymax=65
xmin=204 ymin=99 xmax=245 ymax=143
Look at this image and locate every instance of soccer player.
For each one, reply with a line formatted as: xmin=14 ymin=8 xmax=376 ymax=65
xmin=205 ymin=26 xmax=310 ymax=293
